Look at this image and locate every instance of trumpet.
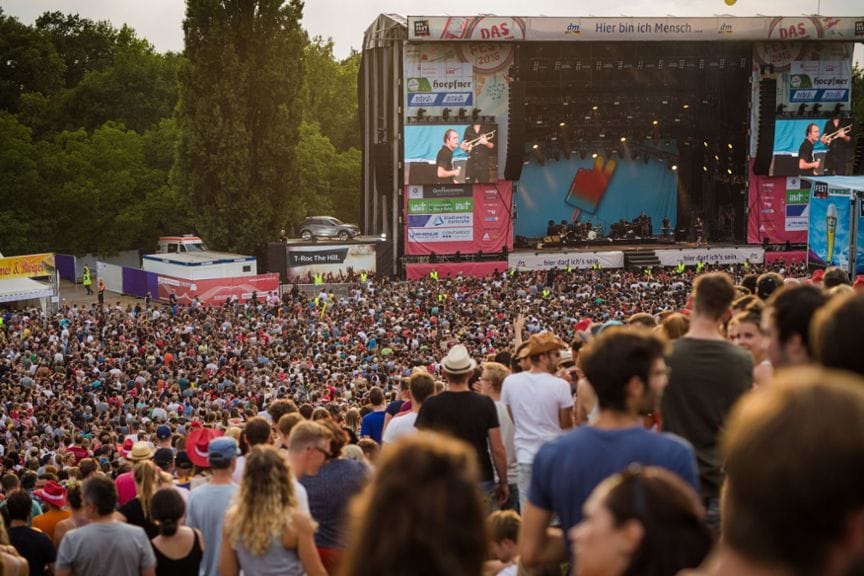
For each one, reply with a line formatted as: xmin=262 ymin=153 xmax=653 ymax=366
xmin=463 ymin=129 xmax=496 ymax=149
xmin=823 ymin=124 xmax=852 ymax=144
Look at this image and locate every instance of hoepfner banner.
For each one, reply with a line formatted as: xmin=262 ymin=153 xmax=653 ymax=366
xmin=408 ymin=16 xmax=864 ymax=42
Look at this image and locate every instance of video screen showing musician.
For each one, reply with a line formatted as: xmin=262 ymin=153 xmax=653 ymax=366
xmin=436 ymin=129 xmax=462 ymax=184
xmin=798 ymin=123 xmax=822 ymax=178
xmin=821 ymin=116 xmax=852 ymax=176
xmin=460 ymin=123 xmax=496 ymax=183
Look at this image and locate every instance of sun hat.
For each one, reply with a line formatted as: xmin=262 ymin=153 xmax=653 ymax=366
xmin=440 ymin=344 xmax=477 ymax=375
xmin=186 ymin=428 xmax=224 ymax=468
xmin=34 ymin=481 xmax=67 ymax=508
xmin=526 ymin=332 xmax=567 ymax=356
xmin=125 ymin=441 xmax=154 ymax=462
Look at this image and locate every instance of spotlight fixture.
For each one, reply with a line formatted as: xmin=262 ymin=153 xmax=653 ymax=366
xmin=703 ymin=165 xmax=708 ymax=172
xmin=417 ymin=108 xmax=427 ymax=120
xmin=457 ymin=108 xmax=468 ymax=121
xmin=592 ymin=153 xmax=598 ymax=159
xmin=592 ymin=105 xmax=599 ymax=111
xmin=776 ymin=104 xmax=786 ymax=114
xmin=472 ymin=108 xmax=481 ymax=121
xmin=834 ymin=103 xmax=844 ymax=114
xmin=620 ymin=136 xmax=627 ymax=142
xmin=727 ymin=143 xmax=733 ymax=149
xmin=442 ymin=108 xmax=451 ymax=120
xmin=671 ymin=164 xmax=678 ymax=171
xmin=797 ymin=103 xmax=807 ymax=116
xmin=652 ymin=120 xmax=659 ymax=126
xmin=812 ymin=103 xmax=822 ymax=114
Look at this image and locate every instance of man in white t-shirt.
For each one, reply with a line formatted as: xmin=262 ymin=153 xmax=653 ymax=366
xmin=501 ymin=332 xmax=573 ymax=511
xmin=382 ymin=371 xmax=436 ymax=444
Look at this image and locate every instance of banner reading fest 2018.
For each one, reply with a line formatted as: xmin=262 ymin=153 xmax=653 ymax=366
xmin=404 ymin=182 xmax=513 ymax=255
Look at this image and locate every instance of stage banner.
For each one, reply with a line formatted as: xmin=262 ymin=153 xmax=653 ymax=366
xmin=654 ymin=247 xmax=765 ymax=267
xmin=0 ymin=253 xmax=55 ymax=280
xmin=807 ymin=184 xmax=852 ymax=269
xmin=405 ymin=181 xmax=513 ymax=255
xmin=284 ymin=244 xmax=376 ymax=282
xmin=404 ymin=42 xmax=512 ymax=181
xmin=747 ymin=161 xmax=809 ymax=244
xmin=514 ymin=152 xmax=677 ymax=240
xmin=157 ymin=273 xmax=279 ymax=306
xmin=404 ymin=123 xmax=498 ymax=185
xmin=405 ymin=261 xmax=508 ymax=280
xmin=409 ymin=16 xmax=864 ymax=43
xmin=507 ymin=251 xmax=625 ymax=271
xmin=788 ymin=60 xmax=852 ymax=104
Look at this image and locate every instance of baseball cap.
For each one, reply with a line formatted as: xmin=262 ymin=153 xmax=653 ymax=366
xmin=156 ymin=425 xmax=172 ymax=440
xmin=208 ymin=437 xmax=240 ymax=466
xmin=153 ymin=448 xmax=175 ymax=468
xmin=175 ymin=451 xmax=192 ymax=469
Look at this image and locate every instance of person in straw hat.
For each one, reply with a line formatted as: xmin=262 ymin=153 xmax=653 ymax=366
xmin=115 ymin=441 xmax=154 ymax=507
xmin=416 ymin=344 xmax=509 ymax=507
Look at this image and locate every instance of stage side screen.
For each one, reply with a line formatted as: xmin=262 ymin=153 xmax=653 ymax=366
xmin=404 ymin=123 xmax=499 ymax=185
xmin=771 ymin=117 xmax=831 ymax=176
xmin=513 ymin=154 xmax=677 ymax=240
xmin=404 ymin=182 xmax=513 ymax=255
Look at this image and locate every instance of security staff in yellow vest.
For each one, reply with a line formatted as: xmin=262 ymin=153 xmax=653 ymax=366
xmin=429 ymin=270 xmax=439 ymax=282
xmin=676 ymin=261 xmax=685 ymax=274
xmin=82 ymin=265 xmax=93 ymax=295
xmin=359 ymin=271 xmax=368 ymax=283
xmin=313 ymin=273 xmax=324 ymax=285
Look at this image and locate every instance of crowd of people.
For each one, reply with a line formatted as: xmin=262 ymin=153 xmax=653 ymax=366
xmin=1 ymin=260 xmax=863 ymax=576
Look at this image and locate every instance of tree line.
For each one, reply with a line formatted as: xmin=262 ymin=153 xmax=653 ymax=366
xmin=0 ymin=2 xmax=361 ymax=256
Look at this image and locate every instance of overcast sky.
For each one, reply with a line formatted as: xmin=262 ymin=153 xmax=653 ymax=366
xmin=3 ymin=0 xmax=863 ymax=62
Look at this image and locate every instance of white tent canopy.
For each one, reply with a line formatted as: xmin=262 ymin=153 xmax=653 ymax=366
xmin=0 ymin=277 xmax=54 ymax=304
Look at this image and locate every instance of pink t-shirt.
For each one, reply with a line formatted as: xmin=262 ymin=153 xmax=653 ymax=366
xmin=115 ymin=471 xmax=137 ymax=506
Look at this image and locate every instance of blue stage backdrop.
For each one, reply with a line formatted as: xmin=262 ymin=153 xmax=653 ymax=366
xmin=514 ymin=154 xmax=677 ymax=239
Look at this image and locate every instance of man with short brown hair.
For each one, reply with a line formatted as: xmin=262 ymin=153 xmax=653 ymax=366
xmin=661 ymin=272 xmax=751 ymax=531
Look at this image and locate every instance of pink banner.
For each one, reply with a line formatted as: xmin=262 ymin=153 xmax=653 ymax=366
xmin=405 ymin=261 xmax=508 ymax=280
xmin=405 ymin=181 xmax=513 ymax=256
xmin=764 ymin=251 xmax=807 ymax=266
xmin=157 ymin=273 xmax=280 ymax=305
xmin=747 ymin=161 xmax=808 ymax=245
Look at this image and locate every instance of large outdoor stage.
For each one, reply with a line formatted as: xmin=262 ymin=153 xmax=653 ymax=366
xmin=359 ymin=14 xmax=863 ymax=277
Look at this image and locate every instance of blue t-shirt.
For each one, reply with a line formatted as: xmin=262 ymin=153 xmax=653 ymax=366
xmin=529 ymin=426 xmax=698 ymax=559
xmin=360 ymin=410 xmax=387 ymax=443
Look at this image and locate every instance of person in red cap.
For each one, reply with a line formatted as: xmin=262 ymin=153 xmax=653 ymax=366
xmin=32 ymin=481 xmax=70 ymax=541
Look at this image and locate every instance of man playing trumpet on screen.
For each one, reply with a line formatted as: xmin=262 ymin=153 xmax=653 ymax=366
xmin=461 ymin=123 xmax=495 ymax=183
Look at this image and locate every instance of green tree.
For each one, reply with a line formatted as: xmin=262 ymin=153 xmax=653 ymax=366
xmin=302 ymin=37 xmax=360 ymax=151
xmin=60 ymin=30 xmax=181 ymax=133
xmin=0 ymin=112 xmax=45 ymax=254
xmin=176 ymin=0 xmax=306 ymax=254
xmin=35 ymin=11 xmax=117 ymax=89
xmin=0 ymin=9 xmax=65 ymax=113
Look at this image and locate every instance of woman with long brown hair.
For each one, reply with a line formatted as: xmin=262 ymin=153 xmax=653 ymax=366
xmin=220 ymin=445 xmax=326 ymax=576
xmin=341 ymin=432 xmax=488 ymax=576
